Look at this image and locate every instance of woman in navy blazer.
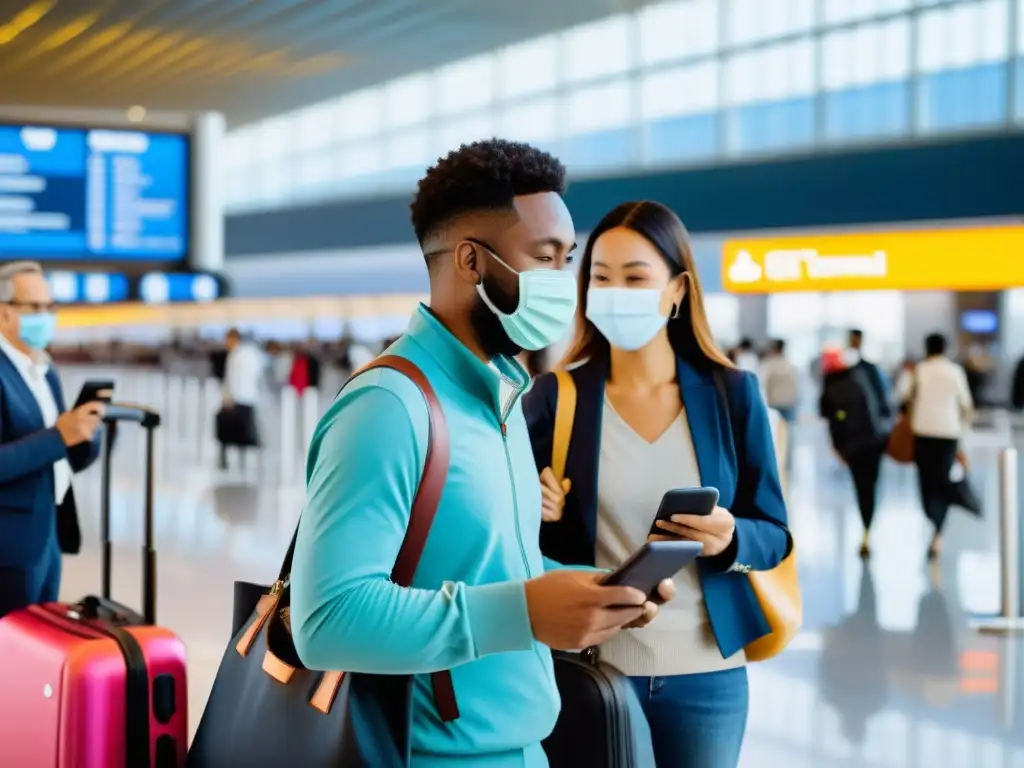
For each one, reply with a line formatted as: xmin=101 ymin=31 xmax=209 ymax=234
xmin=524 ymin=201 xmax=791 ymax=768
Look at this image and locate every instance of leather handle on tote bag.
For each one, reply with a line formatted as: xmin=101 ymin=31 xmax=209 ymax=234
xmin=271 ymin=354 xmax=459 ymax=721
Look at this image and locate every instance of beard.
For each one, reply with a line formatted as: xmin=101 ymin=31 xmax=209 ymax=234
xmin=470 ymin=272 xmax=522 ymax=359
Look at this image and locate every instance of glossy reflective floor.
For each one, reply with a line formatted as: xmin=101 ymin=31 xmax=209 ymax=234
xmin=57 ymin=367 xmax=1024 ymax=767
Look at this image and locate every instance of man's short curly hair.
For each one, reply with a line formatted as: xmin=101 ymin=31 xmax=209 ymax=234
xmin=410 ymin=139 xmax=567 ymax=247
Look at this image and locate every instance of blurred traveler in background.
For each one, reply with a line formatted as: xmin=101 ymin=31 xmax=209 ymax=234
xmin=897 ymin=333 xmax=973 ymax=560
xmin=846 ymin=329 xmax=890 ymax=413
xmin=732 ymin=337 xmax=759 ymax=373
xmin=525 ymin=201 xmax=790 ymax=768
xmin=0 ymin=261 xmax=104 ymax=618
xmin=819 ymin=340 xmax=890 ymax=558
xmin=346 ymin=339 xmax=376 ymax=372
xmin=263 ymin=340 xmax=291 ymax=392
xmin=760 ymin=339 xmax=799 ymax=467
xmin=288 ymin=339 xmax=322 ymax=395
xmin=961 ymin=342 xmax=991 ymax=407
xmin=1012 ymin=352 xmax=1024 ymax=411
xmin=216 ymin=328 xmax=262 ymax=470
xmin=895 ymin=358 xmax=917 ymax=411
xmin=291 ymin=141 xmax=669 ymax=768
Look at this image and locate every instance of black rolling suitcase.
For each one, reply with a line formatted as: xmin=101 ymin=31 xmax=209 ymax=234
xmin=542 ymin=651 xmax=655 ymax=768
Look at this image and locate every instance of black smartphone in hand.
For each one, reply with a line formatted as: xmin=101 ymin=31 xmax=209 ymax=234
xmin=602 ymin=541 xmax=703 ymax=601
xmin=649 ymin=487 xmax=719 ymax=537
xmin=74 ymin=380 xmax=115 ymax=409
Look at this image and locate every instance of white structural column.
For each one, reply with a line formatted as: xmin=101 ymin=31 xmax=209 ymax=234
xmin=191 ymin=111 xmax=226 ymax=272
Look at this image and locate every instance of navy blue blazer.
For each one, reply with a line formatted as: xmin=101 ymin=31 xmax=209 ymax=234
xmin=0 ymin=352 xmax=100 ymax=568
xmin=523 ymin=357 xmax=792 ymax=659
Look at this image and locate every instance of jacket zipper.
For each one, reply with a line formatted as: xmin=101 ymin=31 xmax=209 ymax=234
xmin=500 ymin=420 xmax=532 ymax=578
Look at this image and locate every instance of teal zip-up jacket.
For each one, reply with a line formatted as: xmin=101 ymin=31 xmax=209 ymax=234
xmin=291 ymin=305 xmax=560 ymax=768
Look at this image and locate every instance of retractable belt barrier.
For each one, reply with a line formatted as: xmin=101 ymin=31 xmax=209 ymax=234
xmin=971 ymin=447 xmax=1024 ymax=635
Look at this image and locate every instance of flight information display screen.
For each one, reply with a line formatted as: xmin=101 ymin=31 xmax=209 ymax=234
xmin=0 ymin=124 xmax=189 ymax=261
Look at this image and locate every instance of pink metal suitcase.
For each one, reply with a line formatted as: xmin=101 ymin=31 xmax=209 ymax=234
xmin=0 ymin=405 xmax=188 ymax=767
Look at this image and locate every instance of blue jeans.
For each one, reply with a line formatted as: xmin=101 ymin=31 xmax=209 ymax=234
xmin=630 ymin=667 xmax=749 ymax=768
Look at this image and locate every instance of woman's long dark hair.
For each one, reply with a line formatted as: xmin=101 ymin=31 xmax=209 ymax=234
xmin=561 ymin=200 xmax=733 ymax=371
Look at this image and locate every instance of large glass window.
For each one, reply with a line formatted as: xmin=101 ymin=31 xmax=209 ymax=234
xmin=637 ymin=0 xmax=718 ymax=65
xmin=726 ymin=39 xmax=816 ymax=106
xmin=437 ymin=55 xmax=494 ymax=115
xmin=822 ymin=0 xmax=910 ymax=25
xmin=641 ymin=62 xmax=718 ymax=120
xmin=917 ymin=0 xmax=1009 ymax=132
xmin=497 ymin=35 xmax=560 ymax=99
xmin=563 ymin=78 xmax=634 ymax=169
xmin=822 ymin=19 xmax=911 ymax=140
xmin=338 ymin=141 xmax=383 ymax=180
xmin=385 ymin=129 xmax=432 ymax=170
xmin=562 ymin=15 xmax=632 ymax=84
xmin=565 ymin=78 xmax=632 ymax=134
xmin=295 ymin=104 xmax=335 ymax=152
xmin=258 ymin=117 xmax=293 ymax=160
xmin=727 ymin=0 xmax=814 ymax=46
xmin=641 ymin=62 xmax=719 ymax=163
xmin=384 ymin=74 xmax=432 ymax=129
xmin=221 ymin=0 xmax=1022 ymax=213
xmin=336 ymin=90 xmax=382 ymax=141
xmin=499 ymin=97 xmax=559 ymax=143
xmin=917 ymin=0 xmax=1008 ymax=73
xmin=823 ymin=19 xmax=910 ymax=91
xmin=437 ymin=113 xmax=496 ymax=156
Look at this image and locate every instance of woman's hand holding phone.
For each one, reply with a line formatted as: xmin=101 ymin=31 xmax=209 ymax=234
xmin=539 ymin=467 xmax=571 ymax=522
xmin=652 ymin=506 xmax=737 ymax=557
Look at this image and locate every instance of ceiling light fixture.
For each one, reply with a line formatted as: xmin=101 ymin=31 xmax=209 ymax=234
xmin=126 ymin=105 xmax=147 ymax=123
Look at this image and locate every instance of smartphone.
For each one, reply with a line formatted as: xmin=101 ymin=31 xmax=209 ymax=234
xmin=648 ymin=487 xmax=719 ymax=537
xmin=601 ymin=540 xmax=703 ymax=601
xmin=74 ymin=380 xmax=115 ymax=409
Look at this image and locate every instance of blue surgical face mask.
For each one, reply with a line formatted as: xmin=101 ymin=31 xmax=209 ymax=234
xmin=18 ymin=312 xmax=57 ymax=350
xmin=586 ymin=287 xmax=668 ymax=351
xmin=475 ymin=246 xmax=578 ymax=352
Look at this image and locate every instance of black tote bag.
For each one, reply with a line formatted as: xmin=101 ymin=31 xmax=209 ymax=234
xmin=188 ymin=356 xmax=460 ymax=767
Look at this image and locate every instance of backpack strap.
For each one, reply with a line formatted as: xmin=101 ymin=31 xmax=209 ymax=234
xmin=551 ymin=369 xmax=577 ymax=483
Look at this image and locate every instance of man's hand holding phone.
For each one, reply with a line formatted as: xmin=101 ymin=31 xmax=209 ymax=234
xmin=524 ymin=570 xmax=674 ymax=650
xmin=56 ymin=402 xmax=105 ymax=447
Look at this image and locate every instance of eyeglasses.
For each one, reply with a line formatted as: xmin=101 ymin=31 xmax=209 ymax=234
xmin=5 ymin=301 xmax=56 ymax=314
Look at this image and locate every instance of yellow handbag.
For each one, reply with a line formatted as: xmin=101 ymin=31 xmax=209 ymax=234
xmin=713 ymin=372 xmax=801 ymax=662
xmin=550 ymin=369 xmax=577 ymax=484
xmin=552 ymin=369 xmax=801 ymax=663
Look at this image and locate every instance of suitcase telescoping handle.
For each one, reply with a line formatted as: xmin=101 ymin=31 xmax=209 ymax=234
xmin=100 ymin=403 xmax=162 ymax=625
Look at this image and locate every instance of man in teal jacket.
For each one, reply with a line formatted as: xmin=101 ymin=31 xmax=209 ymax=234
xmin=291 ymin=140 xmax=673 ymax=767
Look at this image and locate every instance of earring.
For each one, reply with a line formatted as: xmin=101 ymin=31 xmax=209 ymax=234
xmin=670 ymin=303 xmax=681 ymax=320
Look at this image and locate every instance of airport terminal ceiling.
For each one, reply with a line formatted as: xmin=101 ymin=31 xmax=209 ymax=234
xmin=0 ymin=0 xmax=655 ymax=125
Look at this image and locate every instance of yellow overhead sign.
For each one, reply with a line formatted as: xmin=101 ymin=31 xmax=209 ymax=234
xmin=721 ymin=226 xmax=1024 ymax=293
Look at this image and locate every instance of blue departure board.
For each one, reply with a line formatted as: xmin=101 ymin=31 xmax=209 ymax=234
xmin=0 ymin=124 xmax=189 ymax=261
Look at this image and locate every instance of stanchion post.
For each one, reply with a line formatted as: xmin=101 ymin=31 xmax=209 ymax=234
xmin=972 ymin=446 xmax=1024 ymax=635
xmin=1000 ymin=447 xmax=1020 ymax=620
xmin=279 ymin=386 xmax=297 ymax=481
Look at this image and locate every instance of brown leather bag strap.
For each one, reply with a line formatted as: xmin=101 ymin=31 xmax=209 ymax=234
xmin=277 ymin=354 xmax=459 ymax=721
xmin=362 ymin=356 xmax=459 ymax=722
xmin=361 ymin=356 xmax=450 ymax=587
xmin=277 ymin=355 xmax=449 ymax=583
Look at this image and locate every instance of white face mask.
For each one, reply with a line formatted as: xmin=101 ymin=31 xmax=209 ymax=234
xmin=586 ymin=288 xmax=668 ymax=351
